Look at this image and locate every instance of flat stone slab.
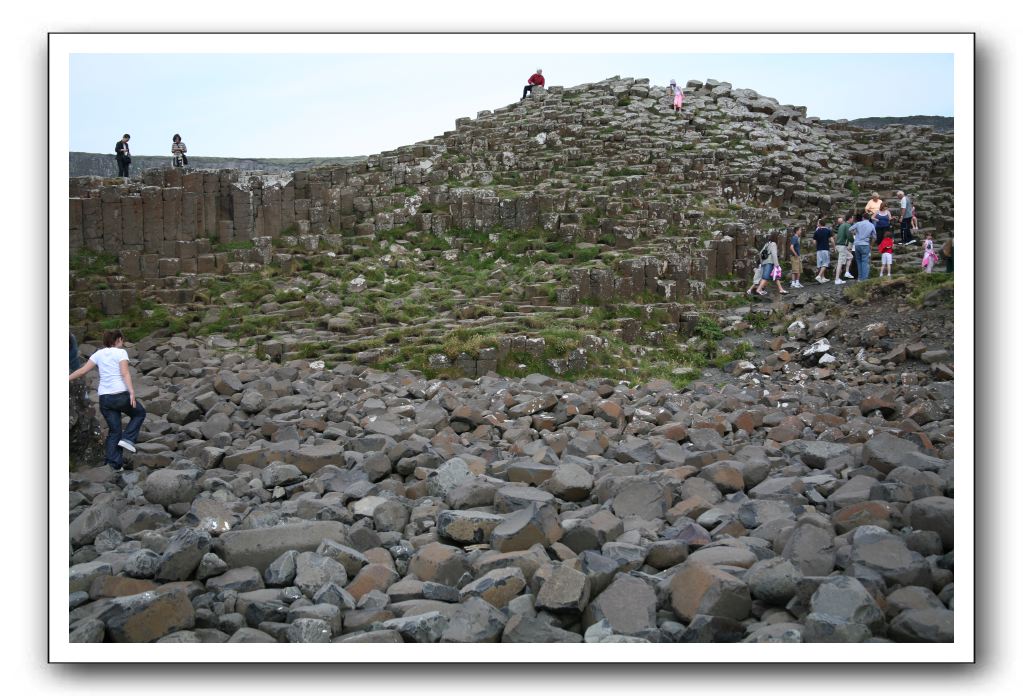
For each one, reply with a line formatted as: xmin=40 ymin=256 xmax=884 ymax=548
xmin=218 ymin=521 xmax=348 ymax=572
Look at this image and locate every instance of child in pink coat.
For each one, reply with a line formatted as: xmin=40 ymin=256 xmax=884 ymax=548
xmin=921 ymin=233 xmax=939 ymax=273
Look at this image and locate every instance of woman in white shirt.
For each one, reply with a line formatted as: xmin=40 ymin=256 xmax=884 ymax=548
xmin=68 ymin=329 xmax=146 ymax=471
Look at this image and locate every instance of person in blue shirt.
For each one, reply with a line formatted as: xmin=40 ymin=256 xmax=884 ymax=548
xmin=849 ymin=212 xmax=878 ymax=281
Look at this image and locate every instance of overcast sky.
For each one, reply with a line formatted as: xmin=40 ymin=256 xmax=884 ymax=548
xmin=64 ymin=36 xmax=957 ymax=159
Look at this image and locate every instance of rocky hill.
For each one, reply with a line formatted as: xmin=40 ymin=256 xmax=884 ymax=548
xmin=824 ymin=116 xmax=954 ymax=133
xmin=69 ymin=152 xmax=366 ymax=177
xmin=66 ymin=76 xmax=956 ymax=645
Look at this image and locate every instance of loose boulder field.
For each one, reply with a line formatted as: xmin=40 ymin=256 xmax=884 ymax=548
xmin=68 ymin=286 xmax=954 ymax=643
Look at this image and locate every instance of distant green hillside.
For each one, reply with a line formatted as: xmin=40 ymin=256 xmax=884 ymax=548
xmin=69 ymin=152 xmax=366 ymax=178
xmin=825 ymin=116 xmax=953 ymax=133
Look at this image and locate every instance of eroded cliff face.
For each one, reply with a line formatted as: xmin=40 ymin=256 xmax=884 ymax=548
xmin=69 ymin=381 xmax=104 ymax=469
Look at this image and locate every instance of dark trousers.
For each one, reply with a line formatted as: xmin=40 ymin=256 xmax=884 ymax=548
xmin=522 ymin=84 xmax=535 ymax=100
xmin=116 ymin=157 xmax=130 ymax=177
xmin=99 ymin=392 xmax=146 ymax=468
xmin=900 ymin=217 xmax=914 ymax=244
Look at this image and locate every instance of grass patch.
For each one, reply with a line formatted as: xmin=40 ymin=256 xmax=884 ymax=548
xmin=694 ymin=315 xmax=724 ymax=341
xmin=843 ymin=271 xmax=953 ymax=308
xmin=70 ymin=249 xmax=118 ymax=276
xmin=98 ymin=301 xmax=192 ymax=342
xmin=441 ymin=327 xmax=501 ymax=358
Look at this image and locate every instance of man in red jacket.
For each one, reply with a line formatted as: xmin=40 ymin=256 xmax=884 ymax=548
xmin=522 ymin=68 xmax=545 ymax=100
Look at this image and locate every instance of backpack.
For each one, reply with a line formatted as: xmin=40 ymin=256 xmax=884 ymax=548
xmin=760 ymin=244 xmax=770 ymax=261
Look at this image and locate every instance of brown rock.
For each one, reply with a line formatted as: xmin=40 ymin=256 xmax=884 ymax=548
xmin=89 ymin=575 xmax=159 ymax=600
xmin=407 ymin=543 xmax=468 ymax=585
xmin=766 ymin=425 xmax=801 ymax=443
xmin=345 ymin=563 xmax=400 ymax=601
xmin=490 ymin=503 xmax=563 ymax=552
xmin=699 ymin=462 xmax=746 ymax=494
xmin=669 ymin=562 xmax=752 ymax=623
xmin=595 ymin=400 xmax=624 ymax=425
xmin=471 ymin=545 xmax=549 ymax=582
xmin=459 ymin=567 xmax=528 ymax=608
xmin=100 ymin=588 xmax=195 ymax=643
xmin=833 ymin=501 xmax=901 ymax=534
xmin=666 ymin=496 xmax=713 ymax=523
xmin=535 ymin=564 xmax=591 ymax=613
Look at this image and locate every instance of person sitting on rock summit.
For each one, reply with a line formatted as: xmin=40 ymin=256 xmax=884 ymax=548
xmin=522 ymin=68 xmax=545 ymax=100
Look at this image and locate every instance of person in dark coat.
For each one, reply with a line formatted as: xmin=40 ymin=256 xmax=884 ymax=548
xmin=115 ymin=134 xmax=131 ymax=177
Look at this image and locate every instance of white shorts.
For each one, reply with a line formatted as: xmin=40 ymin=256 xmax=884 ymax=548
xmin=881 ymin=252 xmax=893 ymax=265
xmin=838 ymin=245 xmax=851 ymax=263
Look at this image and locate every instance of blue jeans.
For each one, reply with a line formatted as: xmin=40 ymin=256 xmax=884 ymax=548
xmin=854 ymin=244 xmax=871 ymax=281
xmin=99 ymin=392 xmax=146 ymax=468
xmin=69 ymin=333 xmax=80 ymax=372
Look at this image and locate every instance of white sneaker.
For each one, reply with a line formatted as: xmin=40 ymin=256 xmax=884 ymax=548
xmin=834 ymin=278 xmax=845 ymax=284
xmin=118 ymin=439 xmax=136 ymax=453
xmin=844 ymin=272 xmax=853 ymax=279
xmin=817 ymin=276 xmax=826 ymax=284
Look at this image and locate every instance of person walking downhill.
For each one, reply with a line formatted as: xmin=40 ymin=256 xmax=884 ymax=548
xmin=171 ymin=134 xmax=188 ymax=167
xmin=788 ymin=226 xmax=804 ymax=289
xmin=878 ymin=230 xmax=895 ymax=278
xmin=114 ymin=134 xmax=131 ymax=178
xmin=921 ymin=233 xmax=939 ymax=273
xmin=668 ymin=79 xmax=684 ymax=115
xmin=850 ymin=212 xmax=877 ymax=280
xmin=834 ymin=214 xmax=855 ymax=280
xmin=522 ymin=68 xmax=544 ymax=100
xmin=813 ymin=218 xmax=835 ymax=284
xmin=753 ymin=237 xmax=788 ymax=296
xmin=68 ymin=329 xmax=146 ymax=472
xmin=897 ymin=190 xmax=916 ymax=245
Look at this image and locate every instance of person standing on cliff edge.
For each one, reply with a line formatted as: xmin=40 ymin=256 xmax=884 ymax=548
xmin=522 ymin=68 xmax=544 ymax=100
xmin=171 ymin=134 xmax=188 ymax=167
xmin=114 ymin=134 xmax=131 ymax=178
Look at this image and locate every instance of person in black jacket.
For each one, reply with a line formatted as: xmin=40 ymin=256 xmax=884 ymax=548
xmin=115 ymin=134 xmax=131 ymax=177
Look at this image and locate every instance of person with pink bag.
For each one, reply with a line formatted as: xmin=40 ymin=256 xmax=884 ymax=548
xmin=751 ymin=237 xmax=788 ymax=297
